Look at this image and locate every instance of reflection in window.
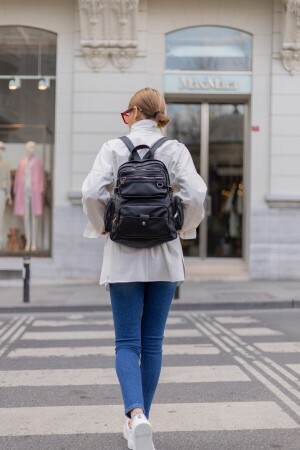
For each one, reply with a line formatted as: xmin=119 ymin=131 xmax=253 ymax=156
xmin=166 ymin=26 xmax=252 ymax=71
xmin=0 ymin=26 xmax=56 ymax=76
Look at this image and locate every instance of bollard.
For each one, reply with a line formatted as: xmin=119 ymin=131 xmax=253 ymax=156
xmin=23 ymin=256 xmax=31 ymax=303
xmin=174 ymin=285 xmax=180 ymax=300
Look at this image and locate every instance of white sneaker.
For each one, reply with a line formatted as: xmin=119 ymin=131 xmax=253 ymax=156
xmin=123 ymin=419 xmax=133 ymax=449
xmin=131 ymin=413 xmax=153 ymax=450
xmin=123 ymin=416 xmax=156 ymax=450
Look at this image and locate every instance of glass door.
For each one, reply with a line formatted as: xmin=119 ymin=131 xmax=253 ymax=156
xmin=167 ymin=104 xmax=201 ymax=257
xmin=167 ymin=102 xmax=245 ymax=258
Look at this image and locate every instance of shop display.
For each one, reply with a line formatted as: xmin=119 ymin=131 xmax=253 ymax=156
xmin=0 ymin=128 xmax=53 ymax=256
xmin=14 ymin=141 xmax=44 ymax=251
xmin=0 ymin=141 xmax=12 ymax=250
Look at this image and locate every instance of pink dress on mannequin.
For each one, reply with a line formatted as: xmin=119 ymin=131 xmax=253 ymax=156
xmin=14 ymin=157 xmax=44 ymax=216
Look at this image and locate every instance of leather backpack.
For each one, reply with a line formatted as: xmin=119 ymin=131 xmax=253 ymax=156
xmin=104 ymin=136 xmax=184 ymax=248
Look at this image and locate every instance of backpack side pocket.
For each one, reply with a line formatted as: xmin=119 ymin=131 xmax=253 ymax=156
xmin=173 ymin=196 xmax=184 ymax=231
xmin=104 ymin=198 xmax=115 ymax=233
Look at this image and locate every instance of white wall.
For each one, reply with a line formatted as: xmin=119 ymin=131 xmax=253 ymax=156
xmin=270 ymin=0 xmax=300 ymax=195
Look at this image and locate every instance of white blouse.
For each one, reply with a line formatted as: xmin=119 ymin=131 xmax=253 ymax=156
xmin=82 ymin=120 xmax=207 ymax=285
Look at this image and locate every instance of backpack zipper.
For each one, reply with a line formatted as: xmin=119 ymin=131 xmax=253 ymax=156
xmin=120 ymin=176 xmax=164 ymax=184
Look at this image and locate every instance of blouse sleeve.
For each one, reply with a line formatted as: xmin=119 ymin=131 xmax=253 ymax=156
xmin=171 ymin=144 xmax=207 ymax=239
xmin=82 ymin=142 xmax=114 ymax=238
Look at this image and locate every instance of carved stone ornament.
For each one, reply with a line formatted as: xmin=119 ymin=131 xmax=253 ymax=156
xmin=78 ymin=0 xmax=139 ymax=71
xmin=281 ymin=0 xmax=300 ymax=74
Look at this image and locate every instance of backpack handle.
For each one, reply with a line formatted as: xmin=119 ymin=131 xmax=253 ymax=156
xmin=119 ymin=136 xmax=169 ymax=161
xmin=130 ymin=144 xmax=151 ymax=161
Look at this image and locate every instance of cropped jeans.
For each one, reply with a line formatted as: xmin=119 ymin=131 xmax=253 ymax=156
xmin=110 ymin=281 xmax=177 ymax=419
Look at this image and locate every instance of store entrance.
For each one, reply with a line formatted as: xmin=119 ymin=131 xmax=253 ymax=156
xmin=167 ymin=102 xmax=245 ymax=258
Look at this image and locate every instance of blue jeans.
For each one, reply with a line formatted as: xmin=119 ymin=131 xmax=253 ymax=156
xmin=110 ymin=281 xmax=177 ymax=419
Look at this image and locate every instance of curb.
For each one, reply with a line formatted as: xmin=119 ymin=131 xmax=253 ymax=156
xmin=0 ymin=300 xmax=299 ymax=314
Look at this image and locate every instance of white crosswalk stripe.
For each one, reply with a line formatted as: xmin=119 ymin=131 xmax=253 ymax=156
xmin=7 ymin=343 xmax=220 ymax=358
xmin=0 ymin=402 xmax=297 ymax=437
xmin=231 ymin=327 xmax=284 ymax=337
xmin=287 ymin=364 xmax=300 ymax=375
xmin=214 ymin=316 xmax=260 ymax=324
xmin=254 ymin=342 xmax=300 ymax=353
xmin=32 ymin=317 xmax=186 ymax=328
xmin=0 ymin=365 xmax=250 ymax=387
xmin=20 ymin=328 xmax=201 ymax=340
xmin=0 ymin=311 xmax=299 ymax=444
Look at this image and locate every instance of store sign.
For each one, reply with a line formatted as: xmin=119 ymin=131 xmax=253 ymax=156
xmin=164 ymin=73 xmax=252 ymax=94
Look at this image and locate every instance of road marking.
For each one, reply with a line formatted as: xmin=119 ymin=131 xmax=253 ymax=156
xmin=263 ymin=358 xmax=300 ymax=385
xmin=31 ymin=317 xmax=185 ymax=328
xmin=253 ymin=361 xmax=300 ymax=401
xmin=8 ymin=325 xmax=26 ymax=344
xmin=235 ymin=356 xmax=300 ymax=419
xmin=214 ymin=316 xmax=260 ymax=324
xmin=231 ymin=327 xmax=284 ymax=337
xmin=0 ymin=317 xmax=19 ymax=338
xmin=0 ymin=316 xmax=27 ymax=343
xmin=0 ymin=365 xmax=249 ymax=387
xmin=21 ymin=328 xmax=201 ymax=341
xmin=287 ymin=364 xmax=300 ymax=376
xmin=21 ymin=331 xmax=116 ymax=340
xmin=7 ymin=343 xmax=219 ymax=358
xmin=192 ymin=314 xmax=300 ymax=421
xmin=187 ymin=314 xmax=231 ymax=353
xmin=0 ymin=402 xmax=297 ymax=436
xmin=254 ymin=342 xmax=300 ymax=353
xmin=32 ymin=320 xmax=113 ymax=327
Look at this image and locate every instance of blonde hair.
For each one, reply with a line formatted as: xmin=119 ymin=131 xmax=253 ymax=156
xmin=128 ymin=87 xmax=170 ymax=128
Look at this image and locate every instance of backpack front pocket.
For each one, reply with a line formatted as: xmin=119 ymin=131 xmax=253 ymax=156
xmin=116 ymin=204 xmax=171 ymax=239
xmin=119 ymin=176 xmax=168 ymax=198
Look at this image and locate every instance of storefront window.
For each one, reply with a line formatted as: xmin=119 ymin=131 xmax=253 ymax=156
xmin=166 ymin=26 xmax=252 ymax=71
xmin=0 ymin=26 xmax=56 ymax=256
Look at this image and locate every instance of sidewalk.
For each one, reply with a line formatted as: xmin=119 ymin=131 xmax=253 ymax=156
xmin=1 ymin=279 xmax=300 ymax=312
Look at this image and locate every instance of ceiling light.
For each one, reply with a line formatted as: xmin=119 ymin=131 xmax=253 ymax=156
xmin=8 ymin=78 xmax=21 ymax=90
xmin=38 ymin=78 xmax=50 ymax=90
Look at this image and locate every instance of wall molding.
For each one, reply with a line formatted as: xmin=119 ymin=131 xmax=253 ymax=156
xmin=67 ymin=191 xmax=82 ymax=205
xmin=281 ymin=0 xmax=300 ymax=74
xmin=78 ymin=0 xmax=139 ymax=71
xmin=265 ymin=194 xmax=300 ymax=208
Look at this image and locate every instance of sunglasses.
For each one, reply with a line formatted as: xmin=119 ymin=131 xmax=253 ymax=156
xmin=121 ymin=107 xmax=143 ymax=124
xmin=121 ymin=108 xmax=133 ymax=124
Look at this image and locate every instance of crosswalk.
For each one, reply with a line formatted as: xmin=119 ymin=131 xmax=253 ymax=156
xmin=0 ymin=311 xmax=299 ymax=448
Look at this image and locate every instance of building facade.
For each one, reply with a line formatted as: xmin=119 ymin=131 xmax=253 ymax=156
xmin=0 ymin=0 xmax=300 ymax=281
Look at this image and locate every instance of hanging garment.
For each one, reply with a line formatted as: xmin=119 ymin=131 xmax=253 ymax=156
xmin=14 ymin=157 xmax=44 ymax=216
xmin=0 ymin=157 xmax=11 ymax=194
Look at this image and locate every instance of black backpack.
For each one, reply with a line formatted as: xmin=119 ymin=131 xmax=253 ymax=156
xmin=104 ymin=136 xmax=184 ymax=248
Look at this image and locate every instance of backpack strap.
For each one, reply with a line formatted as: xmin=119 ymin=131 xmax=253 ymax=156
xmin=119 ymin=135 xmax=169 ymax=161
xmin=148 ymin=137 xmax=169 ymax=159
xmin=119 ymin=136 xmax=135 ymax=152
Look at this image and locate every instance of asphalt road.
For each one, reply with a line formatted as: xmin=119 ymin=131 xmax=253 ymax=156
xmin=0 ymin=309 xmax=299 ymax=450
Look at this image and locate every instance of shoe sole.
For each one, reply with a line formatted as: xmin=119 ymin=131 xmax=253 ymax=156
xmin=133 ymin=422 xmax=153 ymax=450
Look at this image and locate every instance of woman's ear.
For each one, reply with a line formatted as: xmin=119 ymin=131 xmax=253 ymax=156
xmin=132 ymin=106 xmax=139 ymax=121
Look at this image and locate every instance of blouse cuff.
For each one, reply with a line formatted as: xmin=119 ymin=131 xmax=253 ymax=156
xmin=179 ymin=230 xmax=196 ymax=240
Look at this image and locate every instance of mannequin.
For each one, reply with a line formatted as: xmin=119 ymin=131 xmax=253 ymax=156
xmin=14 ymin=141 xmax=44 ymax=251
xmin=0 ymin=142 xmax=12 ymax=250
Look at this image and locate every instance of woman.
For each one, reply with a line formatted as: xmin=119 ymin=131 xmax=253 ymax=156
xmin=82 ymin=87 xmax=207 ymax=450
